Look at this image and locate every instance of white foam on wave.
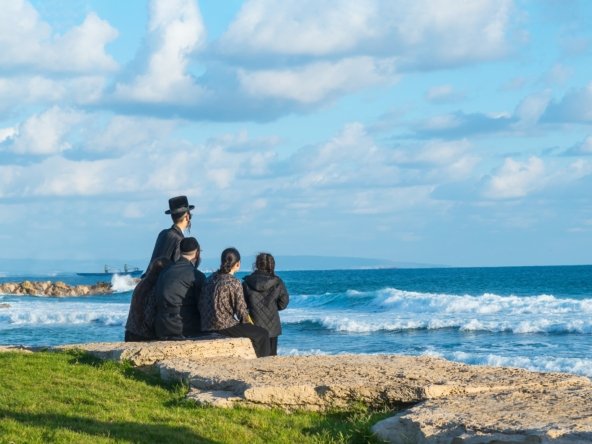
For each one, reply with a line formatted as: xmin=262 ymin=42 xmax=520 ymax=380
xmin=110 ymin=274 xmax=138 ymax=293
xmin=283 ymin=288 xmax=592 ymax=335
xmin=0 ymin=299 xmax=129 ymax=326
xmin=424 ymin=350 xmax=592 ymax=378
xmin=281 ymin=348 xmax=327 ymax=356
xmin=377 ymin=288 xmax=592 ymax=315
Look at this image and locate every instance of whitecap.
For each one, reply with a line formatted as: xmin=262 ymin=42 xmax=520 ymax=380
xmin=110 ymin=274 xmax=138 ymax=293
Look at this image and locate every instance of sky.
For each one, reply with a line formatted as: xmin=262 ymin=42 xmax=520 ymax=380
xmin=1 ymin=0 xmax=591 ymax=269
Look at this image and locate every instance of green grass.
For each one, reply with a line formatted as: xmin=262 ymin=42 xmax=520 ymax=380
xmin=0 ymin=351 xmax=394 ymax=443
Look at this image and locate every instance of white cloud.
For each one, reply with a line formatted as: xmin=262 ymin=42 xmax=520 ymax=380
xmin=0 ymin=1 xmax=117 ymax=73
xmin=500 ymin=76 xmax=528 ymax=92
xmin=484 ymin=157 xmax=546 ymax=199
xmin=543 ymin=82 xmax=592 ymax=123
xmin=219 ymin=0 xmax=515 ymax=67
xmin=571 ymin=136 xmax=592 ymax=155
xmin=88 ymin=116 xmax=176 ymax=153
xmin=513 ymin=91 xmax=551 ymax=127
xmin=238 ymin=57 xmax=397 ymax=104
xmin=8 ymin=107 xmax=87 ymax=155
xmin=113 ymin=0 xmax=206 ymax=104
xmin=542 ymin=63 xmax=572 ymax=85
xmin=0 ymin=76 xmax=108 ymax=112
xmin=36 ymin=156 xmax=109 ymax=195
xmin=420 ymin=114 xmax=463 ymax=131
xmin=425 ymin=85 xmax=465 ymax=103
xmin=50 ymin=13 xmax=119 ymax=72
xmin=394 ymin=139 xmax=479 ymax=179
xmin=122 ymin=204 xmax=144 ymax=219
xmin=219 ymin=0 xmax=380 ymax=56
xmin=289 ymin=123 xmax=383 ymax=187
xmin=0 ymin=127 xmax=16 ymax=143
xmin=0 ymin=127 xmax=282 ymax=201
xmin=287 ymin=124 xmax=478 ymax=198
xmin=349 ymin=186 xmax=434 ymax=215
xmin=388 ymin=0 xmax=513 ymax=66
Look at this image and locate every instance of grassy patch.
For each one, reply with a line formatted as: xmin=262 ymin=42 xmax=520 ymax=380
xmin=0 ymin=351 xmax=394 ymax=443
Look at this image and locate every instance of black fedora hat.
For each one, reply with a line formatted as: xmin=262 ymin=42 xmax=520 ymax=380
xmin=165 ymin=195 xmax=195 ymax=215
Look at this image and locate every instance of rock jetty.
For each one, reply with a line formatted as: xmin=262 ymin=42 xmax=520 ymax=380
xmin=52 ymin=340 xmax=592 ymax=443
xmin=0 ymin=280 xmax=112 ymax=297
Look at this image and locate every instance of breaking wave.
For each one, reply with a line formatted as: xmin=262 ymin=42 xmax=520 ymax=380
xmin=284 ymin=287 xmax=592 ymax=335
xmin=0 ymin=301 xmax=129 ymax=327
xmin=110 ymin=274 xmax=138 ymax=293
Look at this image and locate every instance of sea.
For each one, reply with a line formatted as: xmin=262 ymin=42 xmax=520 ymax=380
xmin=1 ymin=265 xmax=591 ymax=378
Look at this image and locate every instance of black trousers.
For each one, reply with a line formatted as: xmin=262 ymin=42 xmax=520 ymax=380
xmin=124 ymin=330 xmax=149 ymax=342
xmin=218 ymin=324 xmax=270 ymax=358
xmin=269 ymin=337 xmax=278 ymax=356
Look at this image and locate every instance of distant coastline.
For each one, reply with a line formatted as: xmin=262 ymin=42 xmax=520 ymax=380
xmin=0 ymin=255 xmax=446 ymax=275
xmin=2 ymin=256 xmax=590 ymax=277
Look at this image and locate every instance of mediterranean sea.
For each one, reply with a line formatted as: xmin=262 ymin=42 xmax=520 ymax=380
xmin=1 ymin=265 xmax=591 ymax=377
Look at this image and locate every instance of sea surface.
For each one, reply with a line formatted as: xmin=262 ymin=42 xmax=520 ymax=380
xmin=1 ymin=265 xmax=591 ymax=378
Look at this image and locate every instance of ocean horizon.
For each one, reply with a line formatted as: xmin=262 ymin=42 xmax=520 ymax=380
xmin=1 ymin=264 xmax=591 ymax=379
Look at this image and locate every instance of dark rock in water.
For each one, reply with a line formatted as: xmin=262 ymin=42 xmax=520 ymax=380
xmin=0 ymin=303 xmax=10 ymax=308
xmin=0 ymin=280 xmax=113 ymax=297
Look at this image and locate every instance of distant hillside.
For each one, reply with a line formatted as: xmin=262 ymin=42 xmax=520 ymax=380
xmin=203 ymin=255 xmax=443 ymax=272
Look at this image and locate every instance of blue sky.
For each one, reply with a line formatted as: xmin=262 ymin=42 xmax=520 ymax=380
xmin=1 ymin=0 xmax=591 ymax=268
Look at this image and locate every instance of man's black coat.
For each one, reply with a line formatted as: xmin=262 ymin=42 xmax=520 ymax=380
xmin=154 ymin=257 xmax=205 ymax=338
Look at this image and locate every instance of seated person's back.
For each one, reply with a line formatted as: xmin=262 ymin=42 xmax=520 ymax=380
xmin=154 ymin=237 xmax=205 ymax=339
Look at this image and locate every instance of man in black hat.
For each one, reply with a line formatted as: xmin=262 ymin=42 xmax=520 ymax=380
xmin=154 ymin=237 xmax=206 ymax=339
xmin=147 ymin=196 xmax=195 ymax=268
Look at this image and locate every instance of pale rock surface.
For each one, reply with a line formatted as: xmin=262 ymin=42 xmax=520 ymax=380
xmin=0 ymin=280 xmax=112 ymax=297
xmin=0 ymin=345 xmax=36 ymax=353
xmin=153 ymin=354 xmax=588 ymax=411
xmin=372 ymin=385 xmax=592 ymax=443
xmin=56 ymin=337 xmax=256 ymax=365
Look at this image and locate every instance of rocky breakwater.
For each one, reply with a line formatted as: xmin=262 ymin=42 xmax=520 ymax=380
xmin=0 ymin=280 xmax=112 ymax=297
xmin=53 ymin=341 xmax=592 ymax=443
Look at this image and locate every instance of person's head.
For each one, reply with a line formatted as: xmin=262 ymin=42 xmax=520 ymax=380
xmin=165 ymin=196 xmax=195 ymax=231
xmin=145 ymin=256 xmax=171 ymax=283
xmin=254 ymin=252 xmax=275 ymax=276
xmin=180 ymin=237 xmax=201 ymax=267
xmin=172 ymin=210 xmax=192 ymax=231
xmin=219 ymin=247 xmax=241 ymax=274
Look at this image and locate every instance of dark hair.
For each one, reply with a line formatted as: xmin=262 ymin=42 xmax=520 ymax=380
xmin=254 ymin=252 xmax=275 ymax=276
xmin=219 ymin=247 xmax=241 ymax=274
xmin=145 ymin=256 xmax=171 ymax=283
xmin=171 ymin=211 xmax=187 ymax=224
xmin=180 ymin=237 xmax=199 ymax=254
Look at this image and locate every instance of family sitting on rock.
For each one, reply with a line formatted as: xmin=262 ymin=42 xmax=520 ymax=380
xmin=124 ymin=196 xmax=289 ymax=358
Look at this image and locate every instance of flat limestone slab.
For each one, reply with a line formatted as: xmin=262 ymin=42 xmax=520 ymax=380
xmin=372 ymin=385 xmax=592 ymax=443
xmin=55 ymin=337 xmax=256 ymax=365
xmin=0 ymin=345 xmax=36 ymax=353
xmin=153 ymin=354 xmax=589 ymax=411
xmin=6 ymin=342 xmax=591 ymax=441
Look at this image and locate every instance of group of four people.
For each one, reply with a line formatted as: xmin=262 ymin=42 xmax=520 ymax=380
xmin=124 ymin=196 xmax=289 ymax=358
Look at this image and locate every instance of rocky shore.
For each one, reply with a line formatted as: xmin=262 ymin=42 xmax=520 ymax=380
xmin=0 ymin=280 xmax=112 ymax=297
xmin=3 ymin=339 xmax=584 ymax=443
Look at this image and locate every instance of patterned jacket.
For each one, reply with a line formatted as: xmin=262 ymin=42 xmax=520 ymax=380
xmin=199 ymin=272 xmax=250 ymax=331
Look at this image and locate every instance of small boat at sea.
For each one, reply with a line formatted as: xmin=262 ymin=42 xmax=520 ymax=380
xmin=76 ymin=264 xmax=143 ymax=277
